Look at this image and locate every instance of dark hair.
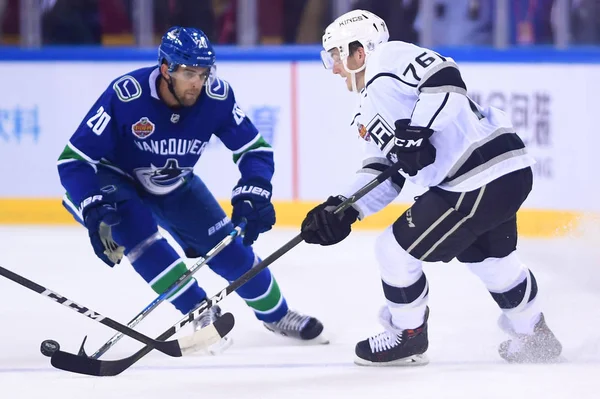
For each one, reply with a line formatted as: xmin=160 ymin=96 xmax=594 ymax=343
xmin=349 ymin=40 xmax=363 ymax=56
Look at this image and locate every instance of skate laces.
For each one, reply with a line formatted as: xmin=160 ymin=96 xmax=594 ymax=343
xmin=368 ymin=330 xmax=402 ymax=353
xmin=272 ymin=311 xmax=310 ymax=332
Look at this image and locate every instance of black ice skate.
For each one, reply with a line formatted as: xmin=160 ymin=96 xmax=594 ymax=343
xmin=193 ymin=304 xmax=233 ymax=355
xmin=497 ymin=313 xmax=562 ymax=363
xmin=355 ymin=306 xmax=429 ymax=366
xmin=263 ymin=310 xmax=328 ymax=344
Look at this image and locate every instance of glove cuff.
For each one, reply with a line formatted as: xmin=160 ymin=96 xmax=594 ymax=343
xmin=79 ymin=193 xmax=107 ymax=219
xmin=326 ymin=195 xmax=360 ymax=224
xmin=232 ymin=178 xmax=273 ymax=201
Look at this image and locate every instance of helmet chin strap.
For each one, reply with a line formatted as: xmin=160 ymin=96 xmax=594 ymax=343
xmin=164 ymin=75 xmax=185 ymax=107
xmin=343 ymin=59 xmax=366 ymax=93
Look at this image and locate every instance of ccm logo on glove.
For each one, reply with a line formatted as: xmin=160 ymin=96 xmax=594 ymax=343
xmin=394 ymin=136 xmax=425 ymax=149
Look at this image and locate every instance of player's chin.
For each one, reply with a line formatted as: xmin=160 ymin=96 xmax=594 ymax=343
xmin=181 ymin=94 xmax=200 ymax=107
xmin=342 ymin=76 xmax=350 ymax=89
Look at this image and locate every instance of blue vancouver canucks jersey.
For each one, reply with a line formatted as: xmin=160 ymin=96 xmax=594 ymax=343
xmin=57 ymin=66 xmax=273 ymax=206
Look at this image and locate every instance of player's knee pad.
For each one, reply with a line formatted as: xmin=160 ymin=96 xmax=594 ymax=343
xmin=375 ymin=226 xmax=428 ymax=322
xmin=127 ymin=230 xmax=207 ymax=314
xmin=208 ymin=237 xmax=276 ymax=306
xmin=126 ymin=231 xmax=181 ymax=285
xmin=111 ymin=199 xmax=162 ymax=252
xmin=126 ymin=231 xmax=163 ymax=263
xmin=467 ymin=251 xmax=538 ymax=312
xmin=375 ymin=225 xmax=423 ymax=287
xmin=466 ymin=251 xmax=525 ymax=292
xmin=207 ymin=236 xmax=256 ymax=281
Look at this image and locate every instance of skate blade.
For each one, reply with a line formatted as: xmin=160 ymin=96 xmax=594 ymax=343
xmin=300 ymin=326 xmax=330 ymax=345
xmin=273 ymin=333 xmax=330 ymax=346
xmin=186 ymin=336 xmax=234 ymax=356
xmin=304 ymin=333 xmax=330 ymax=345
xmin=503 ymin=354 xmax=568 ymax=364
xmin=264 ymin=325 xmax=330 ymax=345
xmin=206 ymin=337 xmax=234 ymax=356
xmin=354 ymin=353 xmax=429 ymax=367
xmin=541 ymin=355 xmax=568 ymax=364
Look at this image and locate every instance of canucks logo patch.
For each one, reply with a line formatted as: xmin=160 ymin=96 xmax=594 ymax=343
xmin=134 ymin=159 xmax=193 ymax=195
xmin=113 ymin=76 xmax=142 ymax=102
xmin=131 ymin=117 xmax=155 ymax=139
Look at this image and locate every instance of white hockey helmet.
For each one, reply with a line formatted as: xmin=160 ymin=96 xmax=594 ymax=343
xmin=321 ymin=9 xmax=389 ymax=71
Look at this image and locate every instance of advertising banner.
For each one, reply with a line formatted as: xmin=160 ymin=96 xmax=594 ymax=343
xmin=0 ymin=62 xmax=293 ymax=199
xmin=1 ymin=57 xmax=599 ymax=233
xmin=298 ymin=62 xmax=600 ymax=212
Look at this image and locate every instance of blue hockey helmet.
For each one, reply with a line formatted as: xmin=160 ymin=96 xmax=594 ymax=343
xmin=158 ymin=27 xmax=216 ymax=72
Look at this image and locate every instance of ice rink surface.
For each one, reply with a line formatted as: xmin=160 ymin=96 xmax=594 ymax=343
xmin=0 ymin=225 xmax=599 ymax=399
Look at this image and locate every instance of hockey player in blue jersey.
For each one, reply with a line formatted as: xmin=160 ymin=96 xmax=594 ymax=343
xmin=57 ymin=26 xmax=326 ymax=353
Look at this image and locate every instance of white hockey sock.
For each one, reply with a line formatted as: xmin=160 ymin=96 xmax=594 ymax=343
xmin=375 ymin=226 xmax=428 ymax=330
xmin=467 ymin=251 xmax=541 ymax=335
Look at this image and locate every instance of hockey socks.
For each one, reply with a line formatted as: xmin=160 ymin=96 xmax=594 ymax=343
xmin=129 ymin=233 xmax=206 ymax=314
xmin=243 ymin=273 xmax=288 ymax=323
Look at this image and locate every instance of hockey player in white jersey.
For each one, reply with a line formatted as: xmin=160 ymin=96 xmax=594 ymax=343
xmin=300 ymin=10 xmax=562 ymax=366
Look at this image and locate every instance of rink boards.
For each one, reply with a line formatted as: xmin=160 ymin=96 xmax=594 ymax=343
xmin=0 ymin=47 xmax=599 ymax=237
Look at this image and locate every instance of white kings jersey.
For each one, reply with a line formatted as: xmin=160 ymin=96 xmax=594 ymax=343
xmin=344 ymin=41 xmax=535 ymax=219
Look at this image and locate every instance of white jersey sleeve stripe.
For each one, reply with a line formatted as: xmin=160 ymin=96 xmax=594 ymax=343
xmin=420 ymin=85 xmax=468 ymax=95
xmin=366 ymin=72 xmax=418 ymax=89
xmin=417 ymin=61 xmax=460 ymax=90
xmin=425 ymin=93 xmax=450 ymax=128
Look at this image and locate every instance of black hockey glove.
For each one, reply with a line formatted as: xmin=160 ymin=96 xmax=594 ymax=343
xmin=387 ymin=119 xmax=437 ymax=177
xmin=81 ymin=195 xmax=124 ymax=267
xmin=231 ymin=178 xmax=276 ymax=246
xmin=301 ymin=195 xmax=359 ymax=246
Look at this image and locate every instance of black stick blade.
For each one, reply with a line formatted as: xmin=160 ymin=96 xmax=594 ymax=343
xmin=214 ymin=312 xmax=235 ymax=337
xmin=51 ymin=349 xmax=139 ymax=377
xmin=49 ymin=313 xmax=236 ymax=377
xmin=51 ymin=350 xmax=104 ymax=376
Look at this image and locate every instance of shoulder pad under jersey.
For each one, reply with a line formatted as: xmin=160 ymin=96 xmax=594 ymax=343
xmin=205 ymin=77 xmax=230 ymax=101
xmin=112 ymin=75 xmax=143 ymax=102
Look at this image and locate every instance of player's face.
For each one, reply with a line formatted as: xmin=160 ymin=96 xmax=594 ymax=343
xmin=328 ymin=48 xmax=365 ymax=92
xmin=169 ymin=66 xmax=210 ymax=106
xmin=328 ymin=49 xmax=349 ymax=80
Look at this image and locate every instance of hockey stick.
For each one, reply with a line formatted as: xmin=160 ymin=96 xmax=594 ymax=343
xmin=80 ymin=222 xmax=245 ymax=360
xmin=49 ymin=161 xmax=404 ymax=376
xmin=0 ymin=265 xmax=234 ymax=358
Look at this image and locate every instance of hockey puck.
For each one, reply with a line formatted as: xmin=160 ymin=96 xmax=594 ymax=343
xmin=40 ymin=339 xmax=60 ymax=357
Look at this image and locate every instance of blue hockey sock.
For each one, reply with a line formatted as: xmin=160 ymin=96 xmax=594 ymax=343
xmin=209 ymin=238 xmax=288 ymax=322
xmin=129 ymin=233 xmax=207 ymax=314
xmin=243 ymin=269 xmax=289 ymax=323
